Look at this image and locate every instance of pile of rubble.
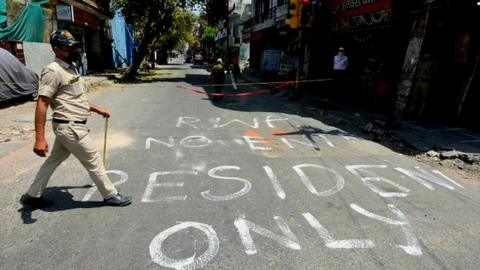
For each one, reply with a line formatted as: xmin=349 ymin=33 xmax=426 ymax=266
xmin=422 ymin=149 xmax=480 ymax=166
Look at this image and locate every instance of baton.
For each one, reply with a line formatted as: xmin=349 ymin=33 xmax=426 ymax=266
xmin=103 ymin=117 xmax=109 ymax=167
xmin=230 ymin=73 xmax=237 ymax=90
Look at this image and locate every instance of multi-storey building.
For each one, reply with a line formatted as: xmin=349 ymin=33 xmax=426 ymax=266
xmin=246 ymin=0 xmax=480 ymax=125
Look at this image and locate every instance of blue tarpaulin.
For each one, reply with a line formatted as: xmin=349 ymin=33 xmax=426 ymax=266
xmin=111 ymin=9 xmax=134 ymax=68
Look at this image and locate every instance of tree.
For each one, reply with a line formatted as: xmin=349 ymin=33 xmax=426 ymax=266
xmin=204 ymin=0 xmax=228 ymax=26
xmin=201 ymin=25 xmax=218 ymax=54
xmin=117 ymin=0 xmax=177 ymax=79
xmin=154 ymin=11 xmax=196 ymax=64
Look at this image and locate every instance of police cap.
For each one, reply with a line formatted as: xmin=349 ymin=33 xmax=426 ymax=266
xmin=50 ymin=30 xmax=80 ymax=48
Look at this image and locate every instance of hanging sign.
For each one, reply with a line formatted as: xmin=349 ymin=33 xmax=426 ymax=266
xmin=56 ymin=4 xmax=74 ymax=22
xmin=328 ymin=0 xmax=393 ymax=32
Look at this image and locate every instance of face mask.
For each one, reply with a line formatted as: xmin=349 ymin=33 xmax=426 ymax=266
xmin=68 ymin=51 xmax=81 ymax=64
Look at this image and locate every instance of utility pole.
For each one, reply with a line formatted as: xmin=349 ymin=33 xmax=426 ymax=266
xmin=294 ymin=29 xmax=303 ymax=98
xmin=390 ymin=6 xmax=430 ymax=127
xmin=286 ymin=0 xmax=312 ymax=99
xmin=225 ymin=1 xmax=235 ymax=67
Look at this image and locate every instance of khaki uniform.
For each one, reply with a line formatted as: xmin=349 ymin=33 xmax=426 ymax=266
xmin=211 ymin=64 xmax=225 ymax=98
xmin=27 ymin=58 xmax=117 ymax=199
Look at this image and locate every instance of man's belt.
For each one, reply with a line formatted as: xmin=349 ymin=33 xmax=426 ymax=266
xmin=53 ymin=118 xmax=87 ymax=124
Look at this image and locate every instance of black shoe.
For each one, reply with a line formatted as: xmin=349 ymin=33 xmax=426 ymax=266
xmin=20 ymin=193 xmax=53 ymax=208
xmin=104 ymin=194 xmax=132 ymax=207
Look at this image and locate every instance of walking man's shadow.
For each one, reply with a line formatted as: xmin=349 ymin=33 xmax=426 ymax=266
xmin=18 ymin=185 xmax=106 ymax=224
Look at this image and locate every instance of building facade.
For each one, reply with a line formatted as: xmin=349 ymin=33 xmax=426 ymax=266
xmin=247 ymin=0 xmax=480 ymax=126
xmin=215 ymin=0 xmax=253 ymax=69
xmin=1 ymin=0 xmax=115 ymax=75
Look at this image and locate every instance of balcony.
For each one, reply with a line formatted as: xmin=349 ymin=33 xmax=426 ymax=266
xmin=242 ymin=19 xmax=252 ymax=34
xmin=252 ymin=6 xmax=276 ymax=32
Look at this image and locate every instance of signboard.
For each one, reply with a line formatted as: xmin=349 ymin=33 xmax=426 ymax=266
xmin=328 ymin=0 xmax=393 ymax=32
xmin=262 ymin=49 xmax=282 ymax=73
xmin=56 ymin=4 xmax=74 ymax=22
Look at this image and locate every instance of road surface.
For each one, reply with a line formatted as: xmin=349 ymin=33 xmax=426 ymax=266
xmin=1 ymin=62 xmax=479 ymax=270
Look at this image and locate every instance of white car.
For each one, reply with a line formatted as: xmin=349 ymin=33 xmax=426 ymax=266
xmin=194 ymin=53 xmax=204 ymax=65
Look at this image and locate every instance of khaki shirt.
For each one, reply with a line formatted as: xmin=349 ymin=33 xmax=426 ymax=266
xmin=38 ymin=58 xmax=91 ymax=121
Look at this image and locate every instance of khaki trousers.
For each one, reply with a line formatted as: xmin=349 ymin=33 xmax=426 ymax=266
xmin=27 ymin=122 xmax=117 ymax=199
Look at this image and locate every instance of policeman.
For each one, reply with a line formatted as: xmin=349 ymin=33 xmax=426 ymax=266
xmin=210 ymin=58 xmax=225 ymax=101
xmin=20 ymin=30 xmax=132 ymax=207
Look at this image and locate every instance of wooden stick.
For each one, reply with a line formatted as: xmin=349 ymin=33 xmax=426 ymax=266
xmin=103 ymin=117 xmax=109 ymax=167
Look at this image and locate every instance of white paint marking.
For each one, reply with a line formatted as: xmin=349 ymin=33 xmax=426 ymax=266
xmin=234 ymin=139 xmax=244 ymax=145
xmin=243 ymin=136 xmax=271 ymax=151
xmin=201 ymin=166 xmax=252 ymax=201
xmin=280 ymin=135 xmax=319 ymax=150
xmin=149 ymin=222 xmax=219 ymax=270
xmin=234 ymin=215 xmax=301 ymax=255
xmin=395 ymin=166 xmax=463 ymax=191
xmin=146 ymin=137 xmax=175 ymax=149
xmin=292 ymin=164 xmax=345 ymax=197
xmin=339 ymin=131 xmax=357 ymax=141
xmin=346 ymin=165 xmax=410 ymax=198
xmin=142 ymin=171 xmax=198 ymax=202
xmin=176 ymin=116 xmax=201 ymax=129
xmin=313 ymin=133 xmax=335 ymax=147
xmin=192 ymin=162 xmax=206 ymax=172
xmin=180 ymin=135 xmax=213 ymax=148
xmin=214 ymin=117 xmax=259 ymax=129
xmin=265 ymin=115 xmax=289 ymax=128
xmin=351 ymin=203 xmax=422 ymax=256
xmin=82 ymin=170 xmax=128 ymax=201
xmin=263 ymin=166 xmax=286 ymax=199
xmin=175 ymin=150 xmax=184 ymax=160
xmin=303 ymin=212 xmax=374 ymax=249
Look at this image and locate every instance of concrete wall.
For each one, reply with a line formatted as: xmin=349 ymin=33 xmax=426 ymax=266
xmin=23 ymin=42 xmax=55 ymax=75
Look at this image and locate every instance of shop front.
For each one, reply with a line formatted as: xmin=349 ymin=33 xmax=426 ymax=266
xmin=56 ymin=1 xmax=113 ymax=74
xmin=305 ymin=0 xmax=399 ymax=109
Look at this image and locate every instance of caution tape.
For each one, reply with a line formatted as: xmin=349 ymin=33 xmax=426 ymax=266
xmin=189 ymin=77 xmax=334 ymax=88
xmin=1 ymin=77 xmax=335 ymax=90
xmin=177 ymin=85 xmax=270 ymax=97
xmin=177 ymin=81 xmax=291 ymax=97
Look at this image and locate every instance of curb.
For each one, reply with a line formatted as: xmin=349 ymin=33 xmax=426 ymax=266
xmin=84 ymin=77 xmax=114 ymax=91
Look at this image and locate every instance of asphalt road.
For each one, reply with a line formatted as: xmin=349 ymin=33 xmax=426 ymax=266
xmin=1 ymin=62 xmax=479 ymax=270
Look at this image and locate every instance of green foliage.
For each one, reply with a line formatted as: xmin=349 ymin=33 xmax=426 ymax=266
xmin=204 ymin=0 xmax=227 ymax=26
xmin=201 ymin=25 xmax=218 ymax=48
xmin=117 ymin=0 xmax=179 ymax=77
xmin=117 ymin=0 xmax=177 ymax=40
xmin=155 ymin=11 xmax=196 ymax=51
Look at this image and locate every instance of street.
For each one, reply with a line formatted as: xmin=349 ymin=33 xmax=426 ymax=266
xmin=1 ymin=63 xmax=479 ymax=270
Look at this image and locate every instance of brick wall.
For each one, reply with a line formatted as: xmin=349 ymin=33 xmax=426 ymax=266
xmin=0 ymin=41 xmax=25 ymax=63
